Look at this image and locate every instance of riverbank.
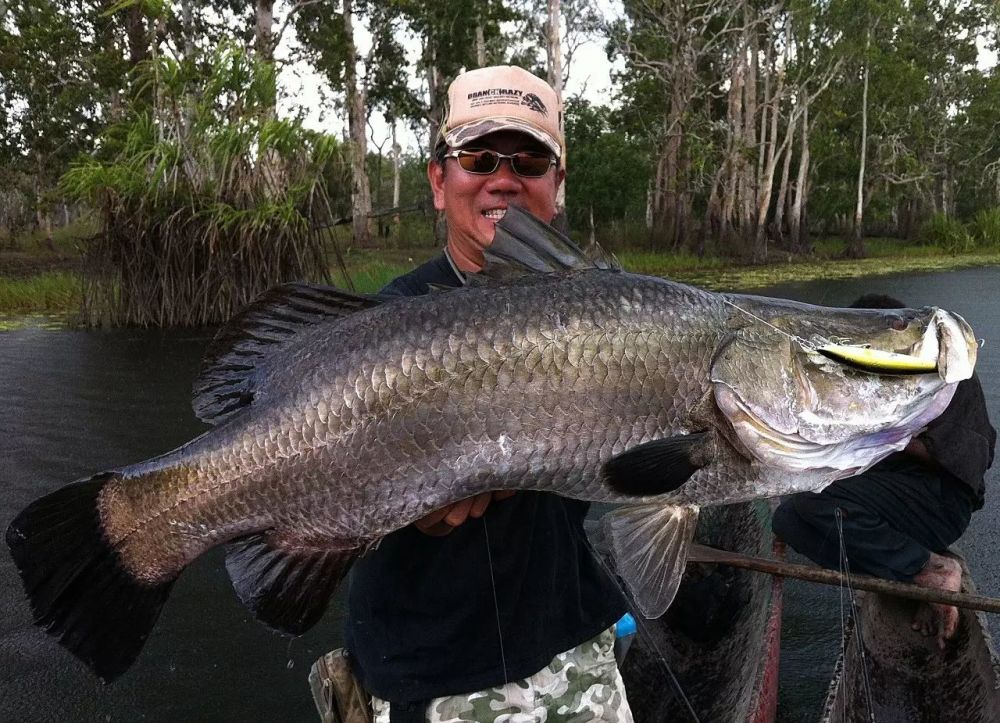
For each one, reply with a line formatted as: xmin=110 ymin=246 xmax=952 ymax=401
xmin=2 ymin=244 xmax=999 ymax=324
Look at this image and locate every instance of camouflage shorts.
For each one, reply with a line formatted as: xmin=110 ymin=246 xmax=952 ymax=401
xmin=372 ymin=627 xmax=633 ymax=723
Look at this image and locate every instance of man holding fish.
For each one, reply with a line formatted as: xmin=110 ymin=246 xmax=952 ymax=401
xmin=336 ymin=65 xmax=634 ymax=723
xmin=6 ymin=62 xmax=981 ymax=723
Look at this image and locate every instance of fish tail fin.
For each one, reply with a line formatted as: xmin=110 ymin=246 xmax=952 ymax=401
xmin=5 ymin=473 xmax=175 ymax=682
xmin=603 ymin=503 xmax=699 ymax=619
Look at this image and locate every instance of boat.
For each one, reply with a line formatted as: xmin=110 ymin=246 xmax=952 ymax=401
xmin=819 ymin=556 xmax=1000 ymax=723
xmin=599 ymin=501 xmax=784 ymax=723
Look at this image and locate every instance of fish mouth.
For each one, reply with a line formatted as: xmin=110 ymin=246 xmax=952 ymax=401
xmin=815 ymin=309 xmax=976 ymax=382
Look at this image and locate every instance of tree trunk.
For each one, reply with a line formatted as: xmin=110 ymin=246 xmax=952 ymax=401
xmin=721 ymin=41 xmax=745 ymax=254
xmin=392 ymin=120 xmax=401 ymax=230
xmin=789 ymin=97 xmax=811 ymax=254
xmin=743 ymin=7 xmax=759 ymax=259
xmin=127 ymin=5 xmax=148 ymax=66
xmin=344 ymin=0 xmax=372 ymax=246
xmin=255 ymin=0 xmax=274 ymax=63
xmin=181 ymin=0 xmax=196 ymax=60
xmin=753 ymin=40 xmax=791 ymax=262
xmin=424 ymin=39 xmax=443 ymax=156
xmin=546 ymin=0 xmax=567 ymax=228
xmin=847 ymin=32 xmax=870 ymax=259
xmin=774 ymin=116 xmax=796 ymax=249
xmin=475 ymin=23 xmax=486 ymax=66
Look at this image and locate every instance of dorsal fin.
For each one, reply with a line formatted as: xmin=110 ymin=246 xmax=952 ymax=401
xmin=476 ymin=205 xmax=620 ymax=283
xmin=192 ymin=283 xmax=381 ymax=425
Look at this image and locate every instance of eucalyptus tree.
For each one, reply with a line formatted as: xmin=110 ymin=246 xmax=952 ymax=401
xmin=809 ymin=0 xmax=996 ymax=248
xmin=392 ymin=0 xmax=516 ymax=154
xmin=0 ymin=0 xmax=112 ymax=240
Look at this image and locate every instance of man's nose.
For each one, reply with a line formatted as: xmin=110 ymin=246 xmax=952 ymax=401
xmin=484 ymin=160 xmax=522 ymax=192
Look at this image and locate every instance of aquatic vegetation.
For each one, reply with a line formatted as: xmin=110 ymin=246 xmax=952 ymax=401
xmin=0 ymin=272 xmax=81 ymax=314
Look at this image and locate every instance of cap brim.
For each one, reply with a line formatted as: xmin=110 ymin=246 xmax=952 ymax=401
xmin=443 ymin=118 xmax=561 ymax=159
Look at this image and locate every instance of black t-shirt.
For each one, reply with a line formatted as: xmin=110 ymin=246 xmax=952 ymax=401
xmin=919 ymin=372 xmax=995 ymax=508
xmin=344 ymin=252 xmax=627 ymax=703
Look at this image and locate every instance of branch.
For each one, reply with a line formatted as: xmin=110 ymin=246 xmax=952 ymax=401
xmin=271 ymin=0 xmax=324 ymax=54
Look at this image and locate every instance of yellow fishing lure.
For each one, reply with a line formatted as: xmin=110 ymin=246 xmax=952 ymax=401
xmin=817 ymin=343 xmax=937 ymax=374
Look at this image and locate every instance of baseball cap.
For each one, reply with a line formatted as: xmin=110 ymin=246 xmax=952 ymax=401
xmin=438 ymin=66 xmax=563 ymax=160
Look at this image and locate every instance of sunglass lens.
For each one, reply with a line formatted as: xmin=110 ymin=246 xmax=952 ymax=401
xmin=458 ymin=151 xmax=500 ymax=174
xmin=511 ymin=154 xmax=552 ymax=177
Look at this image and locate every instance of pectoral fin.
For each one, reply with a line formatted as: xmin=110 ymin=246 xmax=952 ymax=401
xmin=602 ymin=433 xmax=709 ymax=496
xmin=602 ymin=503 xmax=699 ymax=618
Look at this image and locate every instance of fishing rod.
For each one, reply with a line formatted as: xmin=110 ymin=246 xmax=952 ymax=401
xmin=312 ymin=201 xmax=428 ymax=231
xmin=688 ymin=544 xmax=1000 ymax=614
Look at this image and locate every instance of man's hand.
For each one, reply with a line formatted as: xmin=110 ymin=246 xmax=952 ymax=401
xmin=414 ymin=491 xmax=517 ymax=536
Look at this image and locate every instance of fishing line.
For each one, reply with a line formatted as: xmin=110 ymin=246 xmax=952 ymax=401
xmin=581 ymin=531 xmax=703 ymax=723
xmin=836 ymin=509 xmax=876 ymax=722
xmin=482 ymin=516 xmax=509 ymax=686
xmin=722 ymin=298 xmax=833 ymax=351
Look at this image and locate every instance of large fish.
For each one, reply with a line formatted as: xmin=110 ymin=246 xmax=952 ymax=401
xmin=6 ymin=207 xmax=977 ymax=682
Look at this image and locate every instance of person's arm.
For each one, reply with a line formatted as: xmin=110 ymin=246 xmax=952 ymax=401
xmin=903 ymin=436 xmax=933 ymax=465
xmin=414 ymin=491 xmax=517 ymax=536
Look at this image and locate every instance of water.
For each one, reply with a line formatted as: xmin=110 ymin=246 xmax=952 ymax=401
xmin=751 ymin=267 xmax=1000 ymax=722
xmin=0 ymin=329 xmax=346 ymax=722
xmin=1 ymin=266 xmax=997 ymax=722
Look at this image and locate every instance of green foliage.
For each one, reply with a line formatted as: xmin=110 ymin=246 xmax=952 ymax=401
xmin=58 ymin=42 xmax=346 ymax=327
xmin=918 ymin=213 xmax=973 ymax=253
xmin=969 ymin=208 xmax=1000 ymax=248
xmin=564 ymin=97 xmax=649 ymax=230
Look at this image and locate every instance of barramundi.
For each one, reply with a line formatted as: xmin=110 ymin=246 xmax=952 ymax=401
xmin=6 ymin=207 xmax=978 ymax=682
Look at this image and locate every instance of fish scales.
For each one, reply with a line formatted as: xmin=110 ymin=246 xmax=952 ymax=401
xmin=5 ymin=206 xmax=978 ymax=680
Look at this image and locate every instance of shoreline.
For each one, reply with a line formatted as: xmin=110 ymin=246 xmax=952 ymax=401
xmin=1 ymin=252 xmax=998 ymax=329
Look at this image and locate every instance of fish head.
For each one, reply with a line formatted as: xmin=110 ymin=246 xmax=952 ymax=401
xmin=710 ymin=298 xmax=977 ymax=481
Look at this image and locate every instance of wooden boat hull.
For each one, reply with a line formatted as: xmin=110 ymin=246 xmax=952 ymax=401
xmin=614 ymin=502 xmax=783 ymax=723
xmin=820 ymin=559 xmax=1000 ymax=723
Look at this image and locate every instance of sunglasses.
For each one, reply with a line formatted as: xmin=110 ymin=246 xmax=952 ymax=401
xmin=443 ymin=149 xmax=557 ymax=178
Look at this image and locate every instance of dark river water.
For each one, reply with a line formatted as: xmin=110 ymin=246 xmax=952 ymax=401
xmin=1 ymin=266 xmax=997 ymax=722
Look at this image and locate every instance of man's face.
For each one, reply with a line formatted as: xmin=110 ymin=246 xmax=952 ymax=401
xmin=428 ymin=130 xmax=565 ymax=271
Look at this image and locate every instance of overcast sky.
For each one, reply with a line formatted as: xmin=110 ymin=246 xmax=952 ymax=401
xmin=276 ymin=1 xmax=625 ymax=155
xmin=275 ymin=1 xmax=996 ymax=156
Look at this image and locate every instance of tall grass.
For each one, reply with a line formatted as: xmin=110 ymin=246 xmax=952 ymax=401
xmin=0 ymin=272 xmax=82 ymax=313
xmin=918 ymin=213 xmax=973 ymax=253
xmin=969 ymin=208 xmax=1000 ymax=248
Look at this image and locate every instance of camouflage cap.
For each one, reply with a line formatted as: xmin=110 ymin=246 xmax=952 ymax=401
xmin=439 ymin=66 xmax=563 ymax=160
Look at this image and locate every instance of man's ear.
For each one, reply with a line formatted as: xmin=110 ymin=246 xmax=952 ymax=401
xmin=555 ymin=166 xmax=566 ymax=190
xmin=427 ymin=160 xmax=446 ymax=211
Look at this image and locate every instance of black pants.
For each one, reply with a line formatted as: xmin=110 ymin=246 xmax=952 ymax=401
xmin=772 ymin=454 xmax=974 ymax=582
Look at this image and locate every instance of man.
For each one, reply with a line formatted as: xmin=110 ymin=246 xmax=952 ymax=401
xmin=773 ymin=293 xmax=995 ymax=649
xmin=342 ymin=66 xmax=631 ymax=723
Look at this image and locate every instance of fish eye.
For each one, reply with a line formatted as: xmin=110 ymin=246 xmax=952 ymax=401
xmin=888 ymin=316 xmax=908 ymax=331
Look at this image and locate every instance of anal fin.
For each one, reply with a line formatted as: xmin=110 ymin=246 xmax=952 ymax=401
xmin=602 ymin=503 xmax=699 ymax=618
xmin=224 ymin=533 xmax=361 ymax=636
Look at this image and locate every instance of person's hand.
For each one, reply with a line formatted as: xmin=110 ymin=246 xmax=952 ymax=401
xmin=414 ymin=491 xmax=516 ymax=536
xmin=904 ymin=436 xmax=932 ymax=463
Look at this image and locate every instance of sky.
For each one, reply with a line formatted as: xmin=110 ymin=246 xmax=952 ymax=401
xmin=275 ymin=1 xmax=625 ymax=156
xmin=274 ymin=1 xmax=997 ymax=157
